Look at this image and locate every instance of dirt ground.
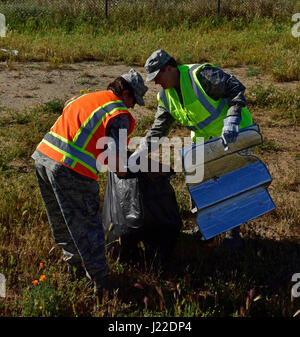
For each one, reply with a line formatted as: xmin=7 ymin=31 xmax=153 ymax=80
xmin=0 ymin=60 xmax=299 ymax=242
xmin=0 ymin=60 xmax=298 ymax=114
xmin=0 ymin=61 xmax=157 ymax=119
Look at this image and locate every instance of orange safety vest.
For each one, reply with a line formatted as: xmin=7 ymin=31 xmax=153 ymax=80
xmin=36 ymin=90 xmax=135 ymax=180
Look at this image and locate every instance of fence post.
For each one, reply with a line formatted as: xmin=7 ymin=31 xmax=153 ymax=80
xmin=217 ymin=0 xmax=221 ymax=15
xmin=105 ymin=0 xmax=109 ymax=18
xmin=0 ymin=13 xmax=5 ymax=37
xmin=0 ymin=273 xmax=5 ymax=298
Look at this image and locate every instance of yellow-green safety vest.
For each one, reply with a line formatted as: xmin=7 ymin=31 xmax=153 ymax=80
xmin=157 ymin=64 xmax=253 ymax=142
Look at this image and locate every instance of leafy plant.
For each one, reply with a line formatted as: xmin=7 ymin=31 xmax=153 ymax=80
xmin=20 ymin=273 xmax=63 ymax=317
xmin=44 ymin=99 xmax=64 ymax=114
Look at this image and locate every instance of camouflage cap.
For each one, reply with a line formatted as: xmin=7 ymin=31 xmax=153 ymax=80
xmin=121 ymin=69 xmax=148 ymax=106
xmin=144 ymin=49 xmax=171 ymax=82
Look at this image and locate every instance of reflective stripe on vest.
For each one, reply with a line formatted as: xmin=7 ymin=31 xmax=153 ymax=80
xmin=188 ymin=64 xmax=227 ymax=131
xmin=73 ymin=101 xmax=127 ymax=148
xmin=43 ymin=132 xmax=98 ymax=174
xmin=159 ymin=64 xmax=227 ymax=132
xmin=41 ymin=100 xmax=128 ymax=175
xmin=159 ymin=90 xmax=198 ymax=132
xmin=64 ymin=94 xmax=86 ymax=109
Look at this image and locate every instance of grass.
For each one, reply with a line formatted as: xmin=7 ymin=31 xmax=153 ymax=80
xmin=0 ymin=89 xmax=299 ymax=317
xmin=246 ymin=84 xmax=300 ymax=125
xmin=247 ymin=66 xmax=261 ymax=77
xmin=0 ymin=1 xmax=299 ymax=81
xmin=0 ymin=0 xmax=300 ymax=318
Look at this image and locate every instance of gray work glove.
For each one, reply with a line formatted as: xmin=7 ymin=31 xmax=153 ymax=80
xmin=221 ymin=116 xmax=241 ymax=144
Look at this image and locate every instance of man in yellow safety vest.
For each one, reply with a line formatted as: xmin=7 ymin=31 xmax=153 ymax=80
xmin=131 ymin=49 xmax=253 ymax=250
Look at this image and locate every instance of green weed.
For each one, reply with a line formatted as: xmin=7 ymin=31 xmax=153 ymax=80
xmin=246 ymin=66 xmax=260 ymax=77
xmin=256 ymin=138 xmax=282 ymax=153
xmin=0 ymin=1 xmax=299 ymax=81
xmin=20 ymin=274 xmax=63 ymax=317
xmin=247 ymin=85 xmax=300 ymax=123
xmin=43 ymin=99 xmax=64 ymax=114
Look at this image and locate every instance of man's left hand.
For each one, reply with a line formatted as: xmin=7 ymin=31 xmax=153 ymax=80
xmin=221 ymin=116 xmax=241 ymax=143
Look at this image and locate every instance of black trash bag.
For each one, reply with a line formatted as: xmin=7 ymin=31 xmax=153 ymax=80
xmin=102 ymin=169 xmax=183 ymax=262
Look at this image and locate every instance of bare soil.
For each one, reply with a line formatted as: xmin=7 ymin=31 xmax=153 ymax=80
xmin=0 ymin=60 xmax=298 ymax=114
xmin=0 ymin=61 xmax=157 ymax=120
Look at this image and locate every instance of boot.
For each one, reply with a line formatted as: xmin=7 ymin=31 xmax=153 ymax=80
xmin=67 ymin=264 xmax=86 ymax=281
xmin=220 ymin=227 xmax=243 ymax=251
xmin=94 ymin=274 xmax=124 ymax=299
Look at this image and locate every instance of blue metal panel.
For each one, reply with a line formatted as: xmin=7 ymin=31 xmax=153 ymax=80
xmin=181 ymin=125 xmax=276 ymax=240
xmin=195 ymin=187 xmax=276 ymax=240
xmin=189 ymin=161 xmax=272 ymax=210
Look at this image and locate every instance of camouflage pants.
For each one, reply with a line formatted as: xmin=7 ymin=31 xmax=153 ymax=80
xmin=34 ymin=162 xmax=109 ymax=281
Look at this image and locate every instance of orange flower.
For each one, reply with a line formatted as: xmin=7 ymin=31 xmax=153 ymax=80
xmin=39 ymin=262 xmax=44 ymax=268
xmin=52 ymin=273 xmax=56 ymax=279
xmin=39 ymin=275 xmax=46 ymax=282
xmin=32 ymin=280 xmax=38 ymax=286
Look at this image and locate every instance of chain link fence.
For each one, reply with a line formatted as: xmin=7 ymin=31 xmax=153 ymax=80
xmin=67 ymin=0 xmax=298 ymax=18
xmin=60 ymin=0 xmax=298 ymax=19
xmin=0 ymin=0 xmax=298 ymax=25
